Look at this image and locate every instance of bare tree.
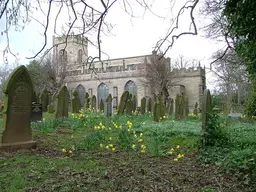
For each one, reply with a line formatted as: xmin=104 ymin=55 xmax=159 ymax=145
xmin=210 ymin=49 xmax=250 ymax=113
xmin=26 ymin=53 xmax=65 ymax=93
xmin=172 ymin=54 xmax=199 ymax=69
xmin=0 ymin=63 xmax=13 ymax=100
xmin=0 ymin=0 xmax=200 ymax=62
xmin=142 ymin=52 xmax=178 ymax=104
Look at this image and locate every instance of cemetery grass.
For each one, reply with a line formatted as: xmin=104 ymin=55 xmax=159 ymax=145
xmin=0 ymin=112 xmax=255 ymax=191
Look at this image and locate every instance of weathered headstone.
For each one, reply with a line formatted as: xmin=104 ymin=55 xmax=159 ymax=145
xmin=105 ymin=94 xmax=113 ymax=117
xmin=31 ymin=102 xmax=43 ymax=122
xmin=55 ymin=86 xmax=69 ymax=119
xmin=147 ymin=97 xmax=152 ymax=113
xmin=141 ymin=97 xmax=146 ymax=114
xmin=71 ymin=90 xmax=81 ymax=113
xmin=0 ymin=65 xmax=36 ymax=150
xmin=202 ymin=89 xmax=212 ymax=131
xmin=40 ymin=88 xmax=49 ymax=112
xmin=91 ymin=95 xmax=96 ymax=110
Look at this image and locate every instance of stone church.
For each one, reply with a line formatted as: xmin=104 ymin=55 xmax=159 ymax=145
xmin=52 ymin=34 xmax=206 ymax=112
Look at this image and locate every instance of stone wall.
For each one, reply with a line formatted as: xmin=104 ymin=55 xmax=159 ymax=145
xmin=52 ymin=35 xmax=206 ymax=113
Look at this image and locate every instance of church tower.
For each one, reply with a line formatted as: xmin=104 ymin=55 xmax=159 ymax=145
xmin=52 ymin=34 xmax=88 ymax=75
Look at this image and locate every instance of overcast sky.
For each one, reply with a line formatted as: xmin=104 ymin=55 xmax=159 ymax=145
xmin=0 ymin=0 xmax=225 ymax=88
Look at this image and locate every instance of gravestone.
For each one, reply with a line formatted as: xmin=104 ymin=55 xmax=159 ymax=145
xmin=0 ymin=65 xmax=36 ymax=150
xmin=71 ymin=90 xmax=81 ymax=113
xmin=31 ymin=102 xmax=43 ymax=122
xmin=228 ymin=113 xmax=242 ymax=120
xmin=91 ymin=95 xmax=96 ymax=110
xmin=40 ymin=88 xmax=49 ymax=112
xmin=76 ymin=84 xmax=85 ymax=108
xmin=55 ymin=86 xmax=69 ymax=119
xmin=105 ymin=94 xmax=112 ymax=117
xmin=47 ymin=92 xmax=56 ymax=113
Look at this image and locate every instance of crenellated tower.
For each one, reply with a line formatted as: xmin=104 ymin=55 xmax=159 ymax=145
xmin=52 ymin=34 xmax=88 ymax=75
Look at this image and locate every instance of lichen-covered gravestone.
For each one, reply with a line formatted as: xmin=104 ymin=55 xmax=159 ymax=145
xmin=55 ymin=86 xmax=70 ymax=119
xmin=0 ymin=65 xmax=36 ymax=150
xmin=40 ymin=88 xmax=49 ymax=112
xmin=71 ymin=90 xmax=81 ymax=113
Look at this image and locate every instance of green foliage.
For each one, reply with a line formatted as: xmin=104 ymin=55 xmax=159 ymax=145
xmin=117 ymin=129 xmax=135 ymax=150
xmin=224 ymin=0 xmax=256 ymax=115
xmin=200 ymin=112 xmax=229 ymax=148
xmin=82 ymin=130 xmax=106 ymax=150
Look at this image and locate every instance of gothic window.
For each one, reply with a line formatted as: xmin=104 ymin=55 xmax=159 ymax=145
xmin=76 ymin=84 xmax=86 ymax=107
xmin=97 ymin=83 xmax=109 ymax=107
xmin=77 ymin=49 xmax=83 ymax=63
xmin=113 ymin=87 xmax=118 ymax=110
xmin=59 ymin=49 xmax=67 ymax=63
xmin=124 ymin=80 xmax=137 ymax=97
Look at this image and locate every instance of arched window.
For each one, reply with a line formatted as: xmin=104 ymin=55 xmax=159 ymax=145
xmin=97 ymin=83 xmax=109 ymax=107
xmin=76 ymin=84 xmax=86 ymax=107
xmin=124 ymin=80 xmax=137 ymax=97
xmin=77 ymin=49 xmax=83 ymax=63
xmin=59 ymin=49 xmax=67 ymax=63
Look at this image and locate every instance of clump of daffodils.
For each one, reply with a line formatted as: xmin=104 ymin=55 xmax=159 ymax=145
xmin=167 ymin=145 xmax=184 ymax=162
xmin=93 ymin=122 xmax=105 ymax=130
xmin=127 ymin=120 xmax=132 ymax=129
xmin=61 ymin=146 xmax=75 ymax=155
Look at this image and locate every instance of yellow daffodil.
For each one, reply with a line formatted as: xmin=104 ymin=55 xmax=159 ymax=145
xmin=109 ymin=144 xmax=113 ymax=148
xmin=106 ymin=145 xmax=109 ymax=149
xmin=141 ymin=149 xmax=146 ymax=153
xmin=132 ymin=144 xmax=136 ymax=149
xmin=163 ymin=116 xmax=166 ymax=119
xmin=100 ymin=144 xmax=103 ymax=148
xmin=112 ymin=148 xmax=116 ymax=151
xmin=99 ymin=122 xmax=103 ymax=126
xmin=141 ymin=144 xmax=146 ymax=149
xmin=109 ymin=137 xmax=112 ymax=141
xmin=138 ymin=139 xmax=143 ymax=143
xmin=170 ymin=148 xmax=174 ymax=151
xmin=62 ymin=148 xmax=67 ymax=153
xmin=69 ymin=150 xmax=72 ymax=154
xmin=140 ymin=133 xmax=143 ymax=137
xmin=177 ymin=154 xmax=182 ymax=159
xmin=174 ymin=158 xmax=178 ymax=162
xmin=176 ymin=145 xmax=180 ymax=149
xmin=167 ymin=151 xmax=173 ymax=155
xmin=119 ymin=125 xmax=122 ymax=129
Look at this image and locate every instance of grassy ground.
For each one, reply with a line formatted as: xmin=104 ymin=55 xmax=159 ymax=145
xmin=0 ymin=111 xmax=255 ymax=191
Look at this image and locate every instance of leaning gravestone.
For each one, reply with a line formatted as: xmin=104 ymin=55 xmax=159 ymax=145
xmin=31 ymin=102 xmax=43 ymax=122
xmin=55 ymin=86 xmax=69 ymax=119
xmin=0 ymin=65 xmax=36 ymax=150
